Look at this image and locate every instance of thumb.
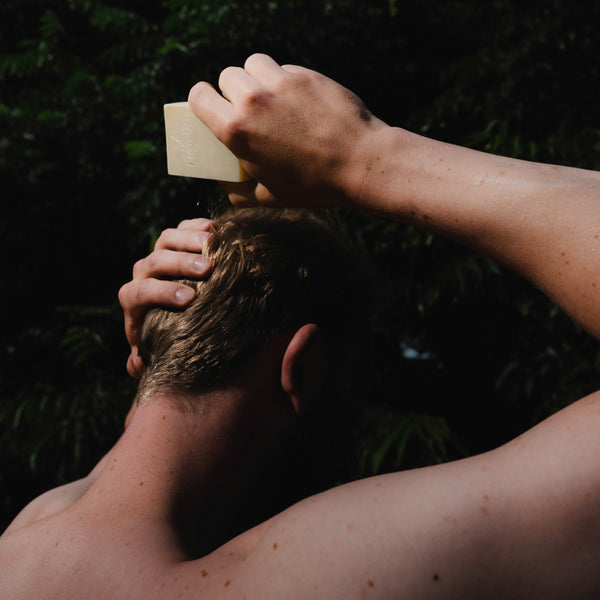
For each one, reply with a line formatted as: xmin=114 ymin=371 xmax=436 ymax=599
xmin=220 ymin=179 xmax=279 ymax=207
xmin=126 ymin=348 xmax=145 ymax=380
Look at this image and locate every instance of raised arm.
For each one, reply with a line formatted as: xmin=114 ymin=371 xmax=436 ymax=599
xmin=365 ymin=132 xmax=600 ymax=340
xmin=189 ymin=54 xmax=600 ymax=339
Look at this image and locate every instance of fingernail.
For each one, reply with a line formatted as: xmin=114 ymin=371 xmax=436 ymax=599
xmin=175 ymin=287 xmax=195 ymax=304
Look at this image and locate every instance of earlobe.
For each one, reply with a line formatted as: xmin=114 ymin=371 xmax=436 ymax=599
xmin=281 ymin=324 xmax=326 ymax=415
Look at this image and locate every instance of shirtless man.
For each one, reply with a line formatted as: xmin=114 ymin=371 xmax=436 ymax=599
xmin=2 ymin=53 xmax=600 ymax=598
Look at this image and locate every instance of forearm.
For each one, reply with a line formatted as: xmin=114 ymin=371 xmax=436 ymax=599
xmin=189 ymin=54 xmax=600 ymax=337
xmin=350 ymin=126 xmax=600 ymax=337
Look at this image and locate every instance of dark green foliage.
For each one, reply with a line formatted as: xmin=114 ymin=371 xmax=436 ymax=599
xmin=1 ymin=0 xmax=599 ymax=531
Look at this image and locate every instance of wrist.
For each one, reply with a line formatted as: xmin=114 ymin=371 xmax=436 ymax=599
xmin=340 ymin=124 xmax=420 ymax=217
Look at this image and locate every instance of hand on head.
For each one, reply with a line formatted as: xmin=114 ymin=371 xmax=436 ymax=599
xmin=118 ymin=218 xmax=214 ymax=379
xmin=120 ymin=54 xmax=385 ymax=378
xmin=188 ymin=53 xmax=387 ymax=208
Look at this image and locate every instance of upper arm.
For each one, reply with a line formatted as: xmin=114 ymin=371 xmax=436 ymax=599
xmin=238 ymin=392 xmax=600 ymax=599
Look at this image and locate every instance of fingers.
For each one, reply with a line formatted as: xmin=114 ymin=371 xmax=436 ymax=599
xmin=126 ymin=351 xmax=144 ymax=380
xmin=220 ymin=180 xmax=261 ymax=207
xmin=154 ymin=218 xmax=213 ymax=253
xmin=188 ymin=81 xmax=234 ymax=139
xmin=132 ymin=248 xmax=212 ymax=280
xmin=188 ymin=53 xmax=301 ymax=165
xmin=119 ymin=278 xmax=196 ymax=346
xmin=136 ymin=220 xmax=214 ymax=279
xmin=219 ymin=54 xmax=285 ymax=96
xmin=188 ymin=53 xmax=334 ymax=209
xmin=190 ymin=54 xmax=289 ymax=125
xmin=153 ymin=228 xmax=210 ymax=259
xmin=122 ymin=243 xmax=212 ymax=343
xmin=220 ymin=179 xmax=281 ymax=208
xmin=176 ymin=217 xmax=214 ymax=231
xmin=243 ymin=53 xmax=284 ymax=83
xmin=119 ymin=217 xmax=216 ymax=377
xmin=218 ymin=66 xmax=263 ymax=105
xmin=280 ymin=64 xmax=306 ymax=74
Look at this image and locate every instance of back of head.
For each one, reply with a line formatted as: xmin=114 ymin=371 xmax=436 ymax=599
xmin=137 ymin=207 xmax=371 ymax=406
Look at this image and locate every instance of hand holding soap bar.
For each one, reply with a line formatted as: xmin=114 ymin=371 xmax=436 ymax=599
xmin=164 ymin=102 xmax=249 ymax=182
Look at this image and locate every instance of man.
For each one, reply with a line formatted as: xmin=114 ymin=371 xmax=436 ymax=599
xmin=3 ymin=53 xmax=600 ymax=598
xmin=0 ymin=206 xmax=370 ymax=595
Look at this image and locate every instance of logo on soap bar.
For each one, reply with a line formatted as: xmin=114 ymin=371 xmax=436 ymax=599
xmin=170 ymin=114 xmax=196 ymax=167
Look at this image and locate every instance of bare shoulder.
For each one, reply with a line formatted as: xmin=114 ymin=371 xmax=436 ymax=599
xmin=2 ymin=453 xmax=109 ymax=539
xmin=215 ymin=391 xmax=600 ymax=599
xmin=1 ymin=477 xmax=91 ymax=538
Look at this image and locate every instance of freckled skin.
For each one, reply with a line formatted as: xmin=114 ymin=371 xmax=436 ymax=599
xmin=5 ymin=54 xmax=600 ymax=599
xmin=6 ymin=390 xmax=600 ymax=600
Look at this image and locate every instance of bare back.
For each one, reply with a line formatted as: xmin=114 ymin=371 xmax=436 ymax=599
xmin=0 ymin=498 xmax=267 ymax=600
xmin=3 ymin=390 xmax=600 ymax=599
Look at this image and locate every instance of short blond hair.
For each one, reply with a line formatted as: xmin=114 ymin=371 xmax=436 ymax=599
xmin=136 ymin=207 xmax=370 ymax=404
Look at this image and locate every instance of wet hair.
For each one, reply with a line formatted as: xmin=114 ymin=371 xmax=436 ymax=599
xmin=136 ymin=207 xmax=371 ymax=405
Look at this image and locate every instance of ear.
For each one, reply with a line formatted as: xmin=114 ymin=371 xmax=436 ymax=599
xmin=281 ymin=323 xmax=326 ymax=416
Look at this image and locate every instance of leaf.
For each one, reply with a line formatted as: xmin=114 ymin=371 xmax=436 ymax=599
xmin=124 ymin=140 xmax=157 ymax=159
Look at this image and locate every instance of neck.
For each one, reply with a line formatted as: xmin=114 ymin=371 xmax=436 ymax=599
xmin=85 ymin=389 xmax=282 ymax=556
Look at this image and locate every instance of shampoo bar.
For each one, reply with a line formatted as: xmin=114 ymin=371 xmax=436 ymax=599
xmin=164 ymin=102 xmax=249 ymax=182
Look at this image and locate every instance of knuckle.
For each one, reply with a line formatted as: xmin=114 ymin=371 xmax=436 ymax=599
xmin=176 ymin=219 xmax=192 ymax=229
xmin=280 ymin=67 xmax=310 ymax=90
xmin=223 ymin=116 xmax=250 ymax=146
xmin=287 ymin=67 xmax=308 ymax=83
xmin=197 ymin=218 xmax=215 ymax=231
xmin=155 ymin=228 xmax=174 ymax=249
xmin=225 ymin=94 xmax=270 ymax=144
xmin=132 ymin=257 xmax=147 ymax=279
xmin=144 ymin=250 xmax=162 ymax=272
xmin=243 ymin=88 xmax=272 ymax=110
xmin=244 ymin=52 xmax=264 ymax=68
xmin=118 ymin=282 xmax=130 ymax=306
xmin=133 ymin=279 xmax=151 ymax=305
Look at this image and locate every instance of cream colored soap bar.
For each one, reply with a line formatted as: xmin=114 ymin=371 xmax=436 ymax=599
xmin=164 ymin=102 xmax=249 ymax=182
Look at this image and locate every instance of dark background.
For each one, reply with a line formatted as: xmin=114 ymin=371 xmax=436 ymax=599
xmin=1 ymin=0 xmax=600 ymax=531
